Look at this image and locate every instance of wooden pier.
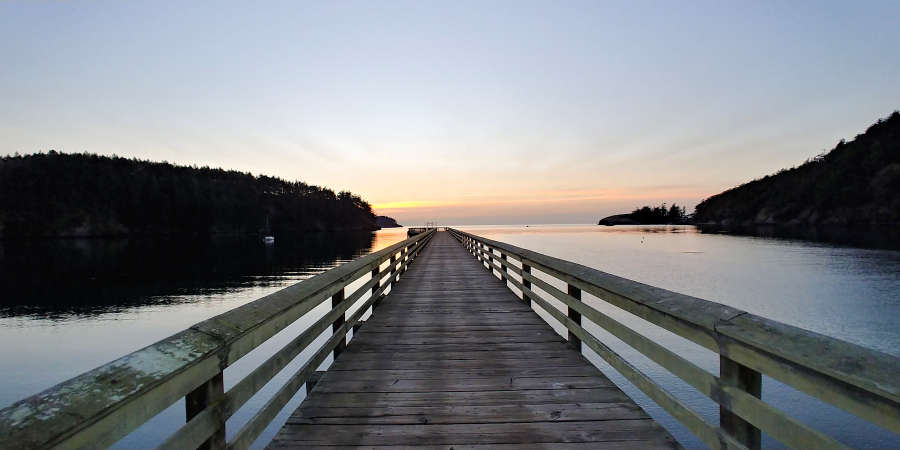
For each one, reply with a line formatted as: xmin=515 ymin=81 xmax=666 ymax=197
xmin=1 ymin=229 xmax=898 ymax=450
xmin=270 ymin=231 xmax=678 ymax=448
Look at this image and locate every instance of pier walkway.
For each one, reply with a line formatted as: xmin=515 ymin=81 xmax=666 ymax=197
xmin=270 ymin=231 xmax=678 ymax=448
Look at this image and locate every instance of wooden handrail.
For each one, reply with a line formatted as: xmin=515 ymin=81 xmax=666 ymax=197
xmin=448 ymin=228 xmax=900 ymax=449
xmin=0 ymin=229 xmax=435 ymax=450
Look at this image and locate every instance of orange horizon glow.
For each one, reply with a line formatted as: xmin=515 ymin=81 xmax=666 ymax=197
xmin=372 ymin=186 xmax=716 ymax=224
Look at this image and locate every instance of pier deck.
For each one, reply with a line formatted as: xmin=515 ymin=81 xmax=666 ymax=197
xmin=270 ymin=231 xmax=678 ymax=448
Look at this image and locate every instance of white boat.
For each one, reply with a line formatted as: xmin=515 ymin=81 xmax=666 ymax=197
xmin=263 ymin=216 xmax=275 ymax=244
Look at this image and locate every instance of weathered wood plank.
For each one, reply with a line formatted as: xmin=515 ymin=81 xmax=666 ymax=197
xmin=271 ymin=420 xmax=674 ymax=446
xmin=349 ymin=334 xmax=564 ymax=345
xmin=351 ymin=328 xmax=558 ymax=336
xmin=292 ymin=402 xmax=648 ymax=424
xmin=329 ymin=357 xmax=588 ymax=371
xmin=312 ymin=376 xmax=614 ymax=393
xmin=343 ymin=342 xmax=571 ymax=354
xmin=333 ymin=350 xmax=577 ymax=362
xmin=318 ymin=367 xmax=601 ymax=380
xmin=298 ymin=388 xmax=635 ymax=409
xmin=272 ymin=443 xmax=674 ymax=450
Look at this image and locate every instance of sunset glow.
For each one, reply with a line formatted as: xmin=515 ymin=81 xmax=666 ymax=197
xmin=2 ymin=1 xmax=898 ymax=225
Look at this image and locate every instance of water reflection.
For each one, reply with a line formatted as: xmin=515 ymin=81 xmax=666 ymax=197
xmin=698 ymin=223 xmax=900 ymax=250
xmin=0 ymin=231 xmax=374 ymax=319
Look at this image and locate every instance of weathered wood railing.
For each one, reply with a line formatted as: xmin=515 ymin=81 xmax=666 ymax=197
xmin=447 ymin=228 xmax=900 ymax=450
xmin=0 ymin=229 xmax=435 ymax=450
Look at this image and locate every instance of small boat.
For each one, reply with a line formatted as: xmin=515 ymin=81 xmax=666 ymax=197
xmin=263 ymin=216 xmax=275 ymax=244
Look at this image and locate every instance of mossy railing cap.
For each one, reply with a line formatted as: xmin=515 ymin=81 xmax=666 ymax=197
xmin=448 ymin=228 xmax=900 ymax=448
xmin=0 ymin=229 xmax=434 ymax=450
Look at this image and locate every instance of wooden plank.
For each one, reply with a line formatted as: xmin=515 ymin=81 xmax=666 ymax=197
xmin=356 ymin=325 xmax=553 ymax=333
xmin=299 ymin=388 xmax=635 ymax=409
xmin=311 ymin=376 xmax=614 ymax=393
xmin=352 ymin=327 xmax=557 ymax=335
xmin=292 ymin=402 xmax=648 ymax=424
xmin=271 ymin=420 xmax=674 ymax=446
xmin=273 ymin=443 xmax=673 ymax=450
xmin=333 ymin=350 xmax=576 ymax=361
xmin=329 ymin=357 xmax=588 ymax=371
xmin=349 ymin=334 xmax=564 ymax=345
xmin=317 ymin=367 xmax=601 ymax=380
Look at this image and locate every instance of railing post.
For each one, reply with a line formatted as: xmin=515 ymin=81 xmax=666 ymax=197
xmin=720 ymin=356 xmax=762 ymax=449
xmin=185 ymin=372 xmax=225 ymax=450
xmin=370 ymin=265 xmax=382 ymax=310
xmin=305 ymin=371 xmax=325 ymax=394
xmin=331 ymin=287 xmax=347 ymax=359
xmin=500 ymin=253 xmax=508 ymax=282
xmin=487 ymin=246 xmax=494 ymax=272
xmin=389 ymin=254 xmax=398 ymax=284
xmin=402 ymin=244 xmax=412 ymax=273
xmin=522 ymin=264 xmax=532 ymax=306
xmin=567 ymin=284 xmax=582 ymax=352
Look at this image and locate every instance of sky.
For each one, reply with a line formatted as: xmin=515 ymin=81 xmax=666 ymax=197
xmin=2 ymin=1 xmax=899 ymax=225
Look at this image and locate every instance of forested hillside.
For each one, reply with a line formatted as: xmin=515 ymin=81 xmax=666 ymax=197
xmin=695 ymin=111 xmax=900 ymax=227
xmin=0 ymin=152 xmax=378 ymax=237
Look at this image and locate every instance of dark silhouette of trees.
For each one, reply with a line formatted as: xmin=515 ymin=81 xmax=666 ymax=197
xmin=375 ymin=216 xmax=402 ymax=228
xmin=694 ymin=111 xmax=900 ymax=226
xmin=0 ymin=152 xmax=378 ymax=237
xmin=629 ymin=203 xmax=689 ymax=224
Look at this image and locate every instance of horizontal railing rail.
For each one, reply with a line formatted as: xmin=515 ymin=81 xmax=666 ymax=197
xmin=447 ymin=228 xmax=900 ymax=450
xmin=0 ymin=229 xmax=435 ymax=450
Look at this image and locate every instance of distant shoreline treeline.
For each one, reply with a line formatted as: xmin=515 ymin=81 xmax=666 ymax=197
xmin=0 ymin=152 xmax=378 ymax=237
xmin=598 ymin=204 xmax=690 ymax=225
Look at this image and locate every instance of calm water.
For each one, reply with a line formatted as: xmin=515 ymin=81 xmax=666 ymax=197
xmin=458 ymin=224 xmax=900 ymax=449
xmin=1 ymin=225 xmax=898 ymax=448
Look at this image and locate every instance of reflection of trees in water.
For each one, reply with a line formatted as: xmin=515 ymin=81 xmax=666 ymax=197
xmin=631 ymin=226 xmax=692 ymax=234
xmin=0 ymin=231 xmax=375 ymax=318
xmin=697 ymin=224 xmax=900 ymax=250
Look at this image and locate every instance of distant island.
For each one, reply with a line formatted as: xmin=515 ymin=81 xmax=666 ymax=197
xmin=695 ymin=111 xmax=900 ymax=228
xmin=375 ymin=216 xmax=402 ymax=228
xmin=598 ymin=204 xmax=689 ymax=225
xmin=0 ymin=152 xmax=379 ymax=237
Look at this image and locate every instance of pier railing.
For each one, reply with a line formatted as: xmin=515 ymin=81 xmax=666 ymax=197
xmin=0 ymin=229 xmax=435 ymax=450
xmin=448 ymin=228 xmax=900 ymax=450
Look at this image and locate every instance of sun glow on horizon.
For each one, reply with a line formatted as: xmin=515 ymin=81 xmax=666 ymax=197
xmin=373 ymin=186 xmax=714 ymax=224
